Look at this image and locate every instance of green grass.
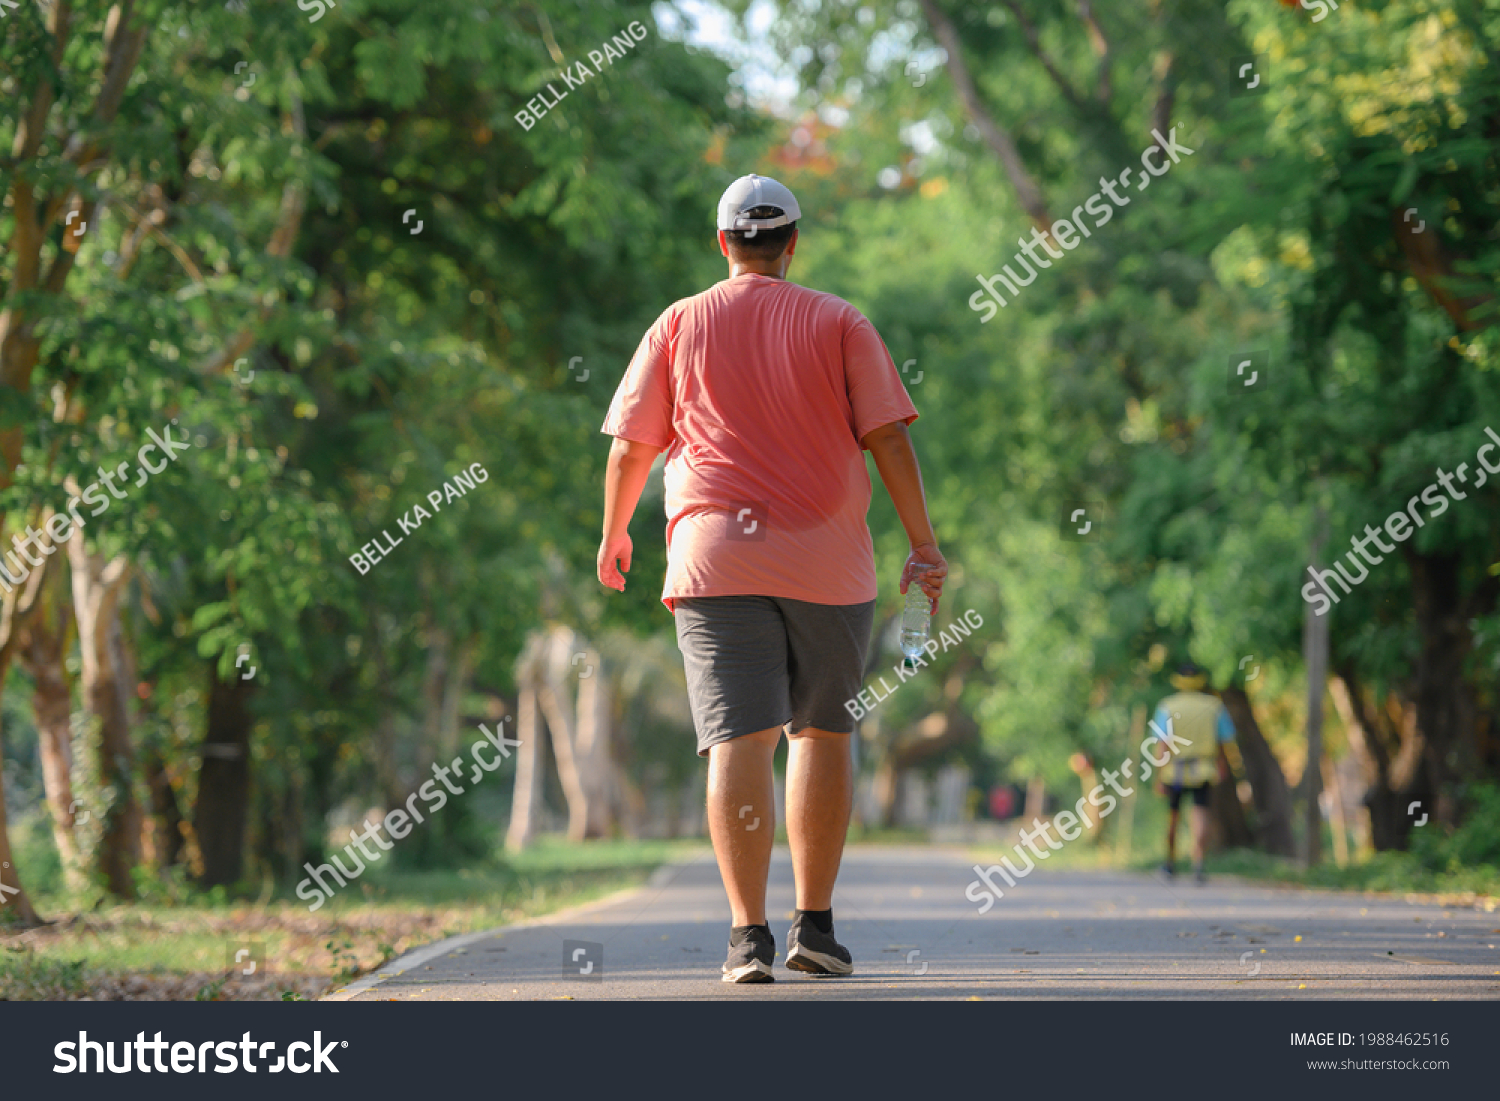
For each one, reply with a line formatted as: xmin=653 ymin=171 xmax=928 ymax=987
xmin=0 ymin=837 xmax=704 ymax=999
xmin=1205 ymin=847 xmax=1500 ymax=900
xmin=847 ymin=824 xmax=931 ymax=845
xmin=0 ymin=947 xmax=93 ymax=1000
xmin=966 ymin=786 xmax=1500 ymax=904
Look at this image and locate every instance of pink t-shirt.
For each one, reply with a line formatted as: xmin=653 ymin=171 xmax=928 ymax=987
xmin=602 ymin=273 xmax=918 ymax=612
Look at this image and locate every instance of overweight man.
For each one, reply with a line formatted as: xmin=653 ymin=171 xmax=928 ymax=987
xmin=597 ymin=174 xmax=946 ymax=983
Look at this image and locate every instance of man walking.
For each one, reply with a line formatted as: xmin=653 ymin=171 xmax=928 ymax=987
xmin=1152 ymin=662 xmax=1235 ymax=884
xmin=597 ymin=174 xmax=946 ymax=983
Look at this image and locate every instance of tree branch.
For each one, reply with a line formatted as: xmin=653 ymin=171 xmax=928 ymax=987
xmin=1147 ymin=1 xmax=1172 ymax=147
xmin=918 ymin=0 xmax=1051 ymax=231
xmin=1151 ymin=50 xmax=1175 ymax=139
xmin=195 ymin=96 xmax=309 ymax=378
xmin=0 ymin=523 xmax=53 ymax=663
xmin=1077 ymin=0 xmax=1111 ymax=104
xmin=1393 ymin=207 xmax=1496 ymax=331
xmin=1000 ymin=1 xmax=1085 ymax=112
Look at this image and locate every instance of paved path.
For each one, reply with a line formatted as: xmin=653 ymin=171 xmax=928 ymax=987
xmin=329 ymin=845 xmax=1500 ymax=1000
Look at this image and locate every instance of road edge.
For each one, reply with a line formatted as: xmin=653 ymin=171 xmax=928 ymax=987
xmin=321 ymin=858 xmax=696 ymax=1001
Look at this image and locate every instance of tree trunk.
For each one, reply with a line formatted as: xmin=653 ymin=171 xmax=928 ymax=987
xmin=505 ymin=665 xmax=543 ymax=853
xmin=0 ymin=705 xmax=43 ymax=925
xmin=1023 ymin=776 xmax=1046 ymax=823
xmin=1323 ymin=755 xmax=1349 ymax=867
xmin=886 ymin=662 xmax=982 ymax=771
xmin=413 ymin=625 xmax=450 ymax=786
xmin=534 ymin=628 xmax=593 ymax=842
xmin=371 ymin=709 xmax=405 ymax=811
xmin=1207 ymin=775 xmax=1253 ymax=851
xmin=18 ymin=577 xmax=85 ymax=890
xmin=438 ymin=637 xmax=475 ymax=765
xmin=1330 ymin=667 xmax=1431 ymax=851
xmin=1301 ymin=561 xmax=1329 ymax=868
xmin=573 ymin=644 xmax=614 ymax=838
xmin=0 ymin=537 xmax=54 ymax=926
xmin=193 ymin=666 xmax=256 ymax=887
xmin=873 ymin=757 xmax=900 ymax=829
xmin=1069 ymin=754 xmax=1101 ymax=835
xmin=1405 ymin=550 xmax=1483 ymax=825
xmin=68 ymin=542 xmax=140 ymax=898
xmin=1219 ymin=687 xmax=1295 ymax=856
xmin=140 ymin=741 xmax=185 ymax=872
xmin=1114 ymin=704 xmax=1147 ymax=861
xmin=608 ymin=680 xmax=645 ymax=839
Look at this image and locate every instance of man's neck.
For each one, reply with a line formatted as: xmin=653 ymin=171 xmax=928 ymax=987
xmin=729 ymin=261 xmax=787 ymax=280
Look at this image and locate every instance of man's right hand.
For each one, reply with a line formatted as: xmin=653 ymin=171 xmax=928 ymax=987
xmin=597 ymin=533 xmax=633 ymax=592
xmin=901 ymin=542 xmax=948 ymax=614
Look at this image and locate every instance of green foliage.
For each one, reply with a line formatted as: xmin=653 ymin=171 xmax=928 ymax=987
xmin=1410 ymin=784 xmax=1500 ymax=871
xmin=5 ymin=0 xmax=1500 ymax=923
xmin=0 ymin=947 xmax=92 ymax=1001
xmin=194 ymin=976 xmax=229 ymax=1002
xmin=385 ymin=796 xmax=496 ymax=871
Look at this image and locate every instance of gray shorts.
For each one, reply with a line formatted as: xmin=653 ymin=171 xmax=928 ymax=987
xmin=673 ymin=595 xmax=876 ymax=757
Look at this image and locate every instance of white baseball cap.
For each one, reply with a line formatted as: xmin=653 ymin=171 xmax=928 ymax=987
xmin=716 ymin=173 xmax=802 ymax=232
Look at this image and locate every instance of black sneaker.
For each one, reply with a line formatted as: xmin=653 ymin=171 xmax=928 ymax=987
xmin=722 ymin=925 xmax=775 ymax=984
xmin=1193 ymin=866 xmax=1207 ymax=885
xmin=785 ymin=911 xmax=853 ymax=976
xmin=1159 ymin=862 xmax=1176 ymax=878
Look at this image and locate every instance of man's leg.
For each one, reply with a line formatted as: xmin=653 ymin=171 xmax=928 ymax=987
xmin=785 ymin=729 xmax=852 ymax=910
xmin=1165 ymin=802 xmax=1180 ymax=867
xmin=1189 ymin=803 xmax=1210 ymax=869
xmin=706 ymin=726 xmax=781 ymax=927
xmin=776 ymin=596 xmax=870 ymax=976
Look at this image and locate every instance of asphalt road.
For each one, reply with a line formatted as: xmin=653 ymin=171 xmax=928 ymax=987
xmin=327 ymin=845 xmax=1500 ymax=1001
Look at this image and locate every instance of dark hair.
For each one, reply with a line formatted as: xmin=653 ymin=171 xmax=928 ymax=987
xmin=724 ymin=204 xmax=797 ymax=261
xmin=1176 ymin=662 xmax=1204 ymax=677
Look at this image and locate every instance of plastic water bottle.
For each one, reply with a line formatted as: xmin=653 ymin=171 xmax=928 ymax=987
xmin=900 ymin=565 xmax=933 ymax=661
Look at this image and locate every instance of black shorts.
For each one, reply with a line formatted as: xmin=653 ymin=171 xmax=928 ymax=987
xmin=673 ymin=595 xmax=876 ymax=757
xmin=1166 ymin=783 xmax=1211 ymax=811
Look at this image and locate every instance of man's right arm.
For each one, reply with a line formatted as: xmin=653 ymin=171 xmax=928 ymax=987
xmin=597 ymin=436 xmax=662 ymax=592
xmin=861 ymin=420 xmax=947 ymax=609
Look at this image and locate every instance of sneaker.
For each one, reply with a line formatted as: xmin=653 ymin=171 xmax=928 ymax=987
xmin=722 ymin=925 xmax=775 ymax=984
xmin=1194 ymin=866 xmax=1207 ymax=885
xmin=1159 ymin=862 xmax=1176 ymax=878
xmin=785 ymin=911 xmax=853 ymax=976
